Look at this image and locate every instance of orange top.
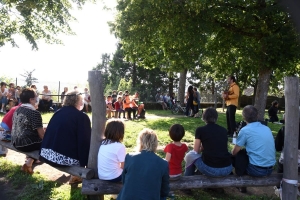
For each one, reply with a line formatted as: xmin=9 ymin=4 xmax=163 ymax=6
xmin=226 ymin=82 xmax=239 ymax=107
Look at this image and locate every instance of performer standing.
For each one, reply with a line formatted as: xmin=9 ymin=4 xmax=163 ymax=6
xmin=223 ymin=75 xmax=240 ymax=137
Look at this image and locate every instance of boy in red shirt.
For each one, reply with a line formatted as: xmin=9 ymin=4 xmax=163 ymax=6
xmin=164 ymin=124 xmax=188 ymax=179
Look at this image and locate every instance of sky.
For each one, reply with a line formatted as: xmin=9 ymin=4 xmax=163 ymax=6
xmin=0 ymin=1 xmax=118 ymax=91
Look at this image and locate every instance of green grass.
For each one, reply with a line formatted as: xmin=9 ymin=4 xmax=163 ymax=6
xmin=0 ymin=108 xmax=283 ymax=199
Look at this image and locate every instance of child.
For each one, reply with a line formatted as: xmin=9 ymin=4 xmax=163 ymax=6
xmin=106 ymin=95 xmax=114 ymax=118
xmin=97 ymin=119 xmax=126 ymax=182
xmin=164 ymin=124 xmax=188 ymax=180
xmin=114 ymin=96 xmax=125 ymax=118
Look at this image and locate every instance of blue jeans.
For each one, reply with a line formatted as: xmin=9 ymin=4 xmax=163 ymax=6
xmin=246 ymin=163 xmax=273 ymax=177
xmin=184 ymin=156 xmax=233 ymax=177
xmin=1 ymin=96 xmax=7 ymax=105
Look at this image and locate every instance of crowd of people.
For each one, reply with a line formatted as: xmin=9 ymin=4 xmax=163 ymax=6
xmin=0 ymin=76 xmax=297 ymax=199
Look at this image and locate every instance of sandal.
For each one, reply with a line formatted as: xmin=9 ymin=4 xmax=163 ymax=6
xmin=21 ymin=163 xmax=33 ymax=175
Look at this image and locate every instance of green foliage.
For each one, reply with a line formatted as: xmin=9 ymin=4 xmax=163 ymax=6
xmin=0 ymin=75 xmax=14 ymax=85
xmin=0 ymin=0 xmax=90 ymax=50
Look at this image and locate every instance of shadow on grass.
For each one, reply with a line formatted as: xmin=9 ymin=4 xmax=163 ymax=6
xmin=0 ymin=159 xmax=85 ymax=200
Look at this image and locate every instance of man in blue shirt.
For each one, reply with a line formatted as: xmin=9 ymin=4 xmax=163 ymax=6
xmin=232 ymin=105 xmax=276 ymax=192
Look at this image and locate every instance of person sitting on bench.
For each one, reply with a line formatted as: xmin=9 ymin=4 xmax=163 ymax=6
xmin=123 ymin=94 xmax=137 ymax=120
xmin=184 ymin=108 xmax=232 ymax=177
xmin=39 ymin=85 xmax=53 ymax=111
xmin=117 ymin=128 xmax=169 ymax=200
xmin=39 ymin=91 xmax=91 ymax=184
xmin=11 ymin=88 xmax=45 ymax=174
xmin=231 ymin=105 xmax=276 ymax=193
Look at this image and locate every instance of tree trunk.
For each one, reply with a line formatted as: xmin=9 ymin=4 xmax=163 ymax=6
xmin=282 ymin=76 xmax=299 ymax=200
xmin=168 ymin=73 xmax=174 ymax=96
xmin=252 ymin=79 xmax=258 ymax=105
xmin=178 ymin=69 xmax=187 ymax=106
xmin=254 ymin=68 xmax=272 ymax=121
xmin=132 ymin=63 xmax=137 ymax=88
xmin=87 ymin=71 xmax=106 ymax=200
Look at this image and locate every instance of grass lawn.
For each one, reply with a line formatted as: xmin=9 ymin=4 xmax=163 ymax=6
xmin=0 ymin=108 xmax=283 ymax=200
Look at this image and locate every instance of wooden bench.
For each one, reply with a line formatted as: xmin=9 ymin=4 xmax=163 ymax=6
xmin=0 ymin=140 xmax=94 ymax=179
xmin=81 ymin=174 xmax=300 ymax=195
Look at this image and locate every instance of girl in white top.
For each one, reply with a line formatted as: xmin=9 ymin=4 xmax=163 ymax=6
xmin=98 ymin=119 xmax=126 ymax=182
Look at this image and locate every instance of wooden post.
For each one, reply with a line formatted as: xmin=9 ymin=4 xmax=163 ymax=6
xmin=87 ymin=71 xmax=106 ymax=200
xmin=283 ymin=76 xmax=299 ymax=200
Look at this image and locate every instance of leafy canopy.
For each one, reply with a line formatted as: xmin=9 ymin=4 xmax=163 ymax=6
xmin=0 ymin=0 xmax=91 ymax=50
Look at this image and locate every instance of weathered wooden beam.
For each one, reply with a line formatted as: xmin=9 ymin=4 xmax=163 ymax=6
xmin=87 ymin=71 xmax=106 ymax=200
xmin=81 ymin=174 xmax=300 ymax=195
xmin=0 ymin=140 xmax=94 ymax=179
xmin=283 ymin=76 xmax=299 ymax=200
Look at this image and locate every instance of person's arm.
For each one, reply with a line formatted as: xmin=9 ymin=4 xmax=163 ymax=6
xmin=165 ymin=152 xmax=171 ymax=162
xmin=120 ymin=162 xmax=125 ymax=169
xmin=228 ymin=84 xmax=240 ymax=99
xmin=231 ymin=145 xmax=241 ymax=156
xmin=37 ymin=127 xmax=45 ymax=139
xmin=77 ymin=114 xmax=92 ymax=167
xmin=193 ymin=139 xmax=202 ymax=153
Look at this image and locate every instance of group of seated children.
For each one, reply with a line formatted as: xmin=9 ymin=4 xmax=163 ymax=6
xmin=105 ymin=90 xmax=145 ymax=120
xmin=0 ymin=82 xmax=21 ymax=114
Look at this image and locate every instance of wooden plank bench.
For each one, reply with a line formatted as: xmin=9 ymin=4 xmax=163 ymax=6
xmin=81 ymin=174 xmax=300 ymax=195
xmin=0 ymin=140 xmax=94 ymax=179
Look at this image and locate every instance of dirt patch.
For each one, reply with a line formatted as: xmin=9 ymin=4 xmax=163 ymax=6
xmin=4 ymin=149 xmax=70 ymax=184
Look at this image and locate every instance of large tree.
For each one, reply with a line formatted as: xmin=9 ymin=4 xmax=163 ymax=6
xmin=0 ymin=0 xmax=89 ymax=50
xmin=111 ymin=0 xmax=300 ymax=120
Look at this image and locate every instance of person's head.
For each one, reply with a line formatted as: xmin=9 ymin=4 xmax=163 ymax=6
xmin=63 ymin=91 xmax=84 ymax=110
xmin=272 ymin=100 xmax=278 ymax=107
xmin=137 ymin=128 xmax=158 ymax=152
xmin=118 ymin=96 xmax=122 ymax=102
xmin=227 ymin=75 xmax=236 ymax=84
xmin=125 ymin=90 xmax=129 ymax=95
xmin=135 ymin=92 xmax=139 ymax=97
xmin=103 ymin=119 xmax=125 ymax=144
xmin=64 ymin=87 xmax=68 ymax=92
xmin=107 ymin=95 xmax=112 ymax=101
xmin=242 ymin=105 xmax=258 ymax=123
xmin=169 ymin=124 xmax=185 ymax=142
xmin=84 ymin=88 xmax=89 ymax=93
xmin=16 ymin=86 xmax=20 ymax=90
xmin=20 ymin=88 xmax=36 ymax=104
xmin=43 ymin=85 xmax=48 ymax=91
xmin=1 ymin=82 xmax=7 ymax=88
xmin=125 ymin=94 xmax=130 ymax=100
xmin=9 ymin=83 xmax=15 ymax=88
xmin=113 ymin=90 xmax=116 ymax=94
xmin=30 ymin=85 xmax=37 ymax=89
xmin=187 ymin=85 xmax=193 ymax=94
xmin=202 ymin=107 xmax=218 ymax=123
xmin=74 ymin=86 xmax=78 ymax=90
xmin=118 ymin=91 xmax=123 ymax=96
xmin=193 ymin=87 xmax=198 ymax=92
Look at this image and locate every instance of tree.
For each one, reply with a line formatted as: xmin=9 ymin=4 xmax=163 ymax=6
xmin=20 ymin=69 xmax=38 ymax=87
xmin=111 ymin=0 xmax=300 ymax=120
xmin=0 ymin=0 xmax=89 ymax=50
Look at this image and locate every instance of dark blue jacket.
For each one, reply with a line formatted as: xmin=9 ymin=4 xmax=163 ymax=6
xmin=39 ymin=106 xmax=91 ymax=167
xmin=117 ymin=150 xmax=170 ymax=200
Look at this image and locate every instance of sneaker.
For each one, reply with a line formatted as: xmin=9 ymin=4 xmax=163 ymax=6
xmin=49 ymin=107 xmax=54 ymax=111
xmin=0 ymin=109 xmax=3 ymax=113
xmin=2 ymin=134 xmax=11 ymax=142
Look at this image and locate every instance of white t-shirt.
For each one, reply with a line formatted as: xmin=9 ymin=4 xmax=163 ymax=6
xmin=97 ymin=141 xmax=126 ymax=180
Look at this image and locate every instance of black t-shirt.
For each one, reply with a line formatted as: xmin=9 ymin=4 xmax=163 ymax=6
xmin=195 ymin=123 xmax=231 ymax=168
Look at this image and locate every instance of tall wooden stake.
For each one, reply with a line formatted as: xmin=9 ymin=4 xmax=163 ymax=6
xmin=87 ymin=71 xmax=106 ymax=200
xmin=283 ymin=76 xmax=299 ymax=200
